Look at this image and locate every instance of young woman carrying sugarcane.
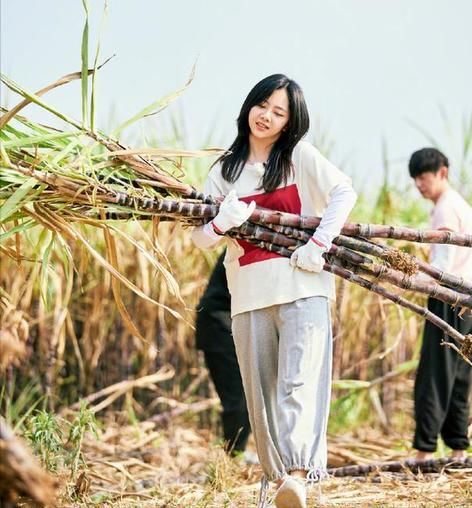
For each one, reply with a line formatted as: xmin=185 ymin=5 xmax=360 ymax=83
xmin=192 ymin=74 xmax=357 ymax=508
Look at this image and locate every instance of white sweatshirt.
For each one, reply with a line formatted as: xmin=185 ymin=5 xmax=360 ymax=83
xmin=192 ymin=141 xmax=357 ymax=317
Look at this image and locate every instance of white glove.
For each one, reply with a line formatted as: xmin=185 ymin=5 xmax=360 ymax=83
xmin=212 ymin=190 xmax=256 ymax=233
xmin=290 ymin=237 xmax=327 ymax=273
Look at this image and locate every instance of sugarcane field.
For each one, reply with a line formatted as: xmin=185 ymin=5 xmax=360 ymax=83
xmin=1 ymin=2 xmax=472 ymax=508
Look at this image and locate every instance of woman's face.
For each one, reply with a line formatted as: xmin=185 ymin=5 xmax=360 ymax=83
xmin=248 ymin=88 xmax=290 ymax=143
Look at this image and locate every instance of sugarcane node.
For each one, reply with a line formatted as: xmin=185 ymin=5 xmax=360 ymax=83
xmin=458 ymin=306 xmax=472 ymax=318
xmin=383 ymin=249 xmax=419 ymax=276
xmin=460 ymin=334 xmax=472 ymax=361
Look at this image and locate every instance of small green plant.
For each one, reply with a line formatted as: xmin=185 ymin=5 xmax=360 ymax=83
xmin=66 ymin=401 xmax=99 ymax=479
xmin=26 ymin=409 xmax=63 ymax=471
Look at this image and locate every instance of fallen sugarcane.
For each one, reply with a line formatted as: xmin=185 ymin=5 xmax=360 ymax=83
xmin=328 ymin=456 xmax=472 ymax=477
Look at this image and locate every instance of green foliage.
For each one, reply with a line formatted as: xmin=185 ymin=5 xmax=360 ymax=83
xmin=0 ymin=376 xmax=43 ymax=431
xmin=26 ymin=409 xmax=64 ymax=471
xmin=329 ymin=388 xmax=370 ymax=434
xmin=67 ymin=401 xmax=99 ymax=479
xmin=20 ymin=401 xmax=99 ymax=477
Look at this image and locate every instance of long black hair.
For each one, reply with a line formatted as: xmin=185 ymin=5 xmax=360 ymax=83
xmin=218 ymin=74 xmax=310 ymax=193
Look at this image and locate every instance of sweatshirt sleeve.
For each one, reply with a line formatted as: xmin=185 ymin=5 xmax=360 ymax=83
xmin=191 ymin=166 xmax=226 ymax=250
xmin=295 ymin=142 xmax=357 ymax=247
xmin=312 ymin=182 xmax=358 ymax=249
xmin=299 ymin=142 xmax=352 ymax=198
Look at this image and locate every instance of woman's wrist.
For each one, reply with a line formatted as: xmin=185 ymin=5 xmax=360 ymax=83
xmin=211 ymin=221 xmax=225 ymax=236
xmin=310 ymin=236 xmax=327 ymax=250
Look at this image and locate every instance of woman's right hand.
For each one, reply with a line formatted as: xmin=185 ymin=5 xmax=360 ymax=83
xmin=212 ymin=190 xmax=256 ymax=233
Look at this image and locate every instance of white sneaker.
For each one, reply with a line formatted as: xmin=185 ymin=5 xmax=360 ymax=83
xmin=274 ymin=477 xmax=307 ymax=508
xmin=242 ymin=450 xmax=259 ymax=465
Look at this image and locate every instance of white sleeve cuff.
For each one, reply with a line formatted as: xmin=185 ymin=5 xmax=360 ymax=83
xmin=191 ymin=222 xmax=223 ymax=249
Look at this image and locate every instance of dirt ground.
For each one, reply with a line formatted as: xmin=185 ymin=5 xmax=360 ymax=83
xmin=48 ymin=419 xmax=472 ymax=507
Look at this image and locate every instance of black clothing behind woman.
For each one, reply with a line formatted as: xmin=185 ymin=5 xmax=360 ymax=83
xmin=195 ymin=252 xmax=251 ymax=453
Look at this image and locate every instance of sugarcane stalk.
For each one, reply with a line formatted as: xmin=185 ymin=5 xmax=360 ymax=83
xmin=230 ymin=223 xmax=472 ymax=310
xmin=6 ymin=160 xmax=472 ymax=318
xmin=337 ymin=235 xmax=472 ymax=295
xmin=233 ymin=235 xmax=471 ymax=362
xmin=11 ymin=164 xmax=472 ymax=309
xmin=231 ymin=214 xmax=472 ymax=295
xmin=333 ymin=253 xmax=472 ymax=310
xmin=0 ymin=417 xmax=57 ymax=506
xmin=325 ymin=261 xmax=472 ymax=363
xmin=6 ymin=162 xmax=218 ymax=220
xmin=6 ymin=152 xmax=472 ymax=248
xmin=7 ymin=157 xmax=472 ymax=246
xmin=256 ymin=221 xmax=472 ymax=298
xmin=328 ymin=456 xmax=472 ymax=477
xmin=249 ymin=208 xmax=472 ymax=247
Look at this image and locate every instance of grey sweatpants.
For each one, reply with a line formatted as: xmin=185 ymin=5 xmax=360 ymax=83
xmin=232 ymin=296 xmax=332 ymax=481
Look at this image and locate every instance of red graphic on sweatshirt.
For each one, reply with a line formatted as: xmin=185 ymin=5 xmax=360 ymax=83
xmin=237 ymin=184 xmax=301 ymax=266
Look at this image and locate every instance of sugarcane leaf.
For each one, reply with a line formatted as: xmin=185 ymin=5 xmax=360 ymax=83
xmin=51 ymin=138 xmax=82 ymax=165
xmin=1 ymin=75 xmax=83 ymax=132
xmin=0 ymin=53 xmax=114 ymax=131
xmin=329 ymin=389 xmax=368 ymax=431
xmin=332 ymin=379 xmax=371 ymax=390
xmin=55 ymin=234 xmax=75 ymax=308
xmin=90 ymin=0 xmax=109 ymax=132
xmin=392 ymin=358 xmax=418 ymax=374
xmin=0 ymin=178 xmax=38 ymax=223
xmin=103 ymin=227 xmax=148 ymax=342
xmin=106 ymin=147 xmax=225 ymax=159
xmin=0 ymin=140 xmax=12 ymax=167
xmin=0 ymin=219 xmax=36 ymax=243
xmin=111 ymin=221 xmax=183 ymax=302
xmin=76 ymin=214 xmax=184 ymax=304
xmin=2 ymin=131 xmax=77 ymax=150
xmin=81 ymin=0 xmax=90 ymax=127
xmin=111 ymin=64 xmax=196 ymax=138
xmin=40 ymin=211 xmax=185 ymax=320
xmin=39 ymin=232 xmax=55 ymax=308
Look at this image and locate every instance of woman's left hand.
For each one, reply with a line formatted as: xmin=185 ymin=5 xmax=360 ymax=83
xmin=290 ymin=238 xmax=327 ymax=273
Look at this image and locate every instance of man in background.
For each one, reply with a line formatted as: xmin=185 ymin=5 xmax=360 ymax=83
xmin=408 ymin=147 xmax=472 ymax=460
xmin=195 ymin=252 xmax=253 ymax=457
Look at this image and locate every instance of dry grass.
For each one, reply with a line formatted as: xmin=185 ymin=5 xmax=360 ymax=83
xmin=23 ymin=418 xmax=469 ymax=508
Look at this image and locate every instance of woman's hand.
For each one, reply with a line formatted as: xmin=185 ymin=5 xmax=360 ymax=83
xmin=212 ymin=190 xmax=256 ymax=233
xmin=290 ymin=237 xmax=327 ymax=273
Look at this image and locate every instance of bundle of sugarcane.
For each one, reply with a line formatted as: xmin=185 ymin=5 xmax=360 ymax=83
xmin=1 ymin=73 xmax=471 ymax=363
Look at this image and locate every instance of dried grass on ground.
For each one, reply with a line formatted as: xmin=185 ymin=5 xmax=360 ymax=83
xmin=33 ymin=417 xmax=472 ymax=508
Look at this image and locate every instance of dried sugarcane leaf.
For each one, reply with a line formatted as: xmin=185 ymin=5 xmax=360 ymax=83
xmin=103 ymin=226 xmax=148 ymax=342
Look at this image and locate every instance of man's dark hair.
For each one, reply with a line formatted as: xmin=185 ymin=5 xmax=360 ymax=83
xmin=408 ymin=147 xmax=449 ymax=178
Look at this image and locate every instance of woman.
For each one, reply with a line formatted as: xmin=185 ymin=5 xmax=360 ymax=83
xmin=192 ymin=74 xmax=357 ymax=508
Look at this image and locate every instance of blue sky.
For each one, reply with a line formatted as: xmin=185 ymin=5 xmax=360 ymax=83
xmin=1 ymin=0 xmax=472 ymax=193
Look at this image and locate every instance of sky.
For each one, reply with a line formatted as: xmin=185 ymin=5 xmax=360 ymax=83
xmin=1 ymin=0 xmax=472 ymax=194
